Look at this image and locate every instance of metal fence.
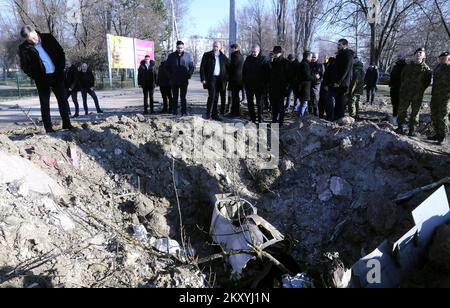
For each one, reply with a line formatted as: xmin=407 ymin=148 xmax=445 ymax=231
xmin=0 ymin=69 xmax=137 ymax=100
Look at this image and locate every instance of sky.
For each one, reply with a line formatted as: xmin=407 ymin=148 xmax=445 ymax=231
xmin=184 ymin=0 xmax=258 ymax=37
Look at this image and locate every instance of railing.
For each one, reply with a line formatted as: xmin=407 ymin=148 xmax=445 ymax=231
xmin=0 ymin=69 xmax=137 ymax=100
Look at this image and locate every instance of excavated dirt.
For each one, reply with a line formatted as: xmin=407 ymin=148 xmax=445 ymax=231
xmin=0 ymin=109 xmax=449 ymax=288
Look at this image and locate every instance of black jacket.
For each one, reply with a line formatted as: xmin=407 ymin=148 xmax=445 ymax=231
xmin=389 ymin=59 xmax=407 ymax=88
xmin=268 ymin=56 xmax=291 ymax=98
xmin=64 ymin=65 xmax=78 ymax=90
xmin=228 ymin=50 xmax=244 ymax=90
xmin=364 ymin=67 xmax=379 ymax=88
xmin=75 ymin=70 xmax=95 ymax=90
xmin=138 ymin=61 xmax=157 ymax=88
xmin=165 ymin=51 xmax=194 ymax=86
xmin=243 ymin=54 xmax=269 ymax=91
xmin=200 ymin=50 xmax=229 ymax=90
xmin=310 ymin=61 xmax=324 ymax=85
xmin=297 ymin=59 xmax=316 ymax=101
xmin=329 ymin=48 xmax=354 ymax=91
xmin=157 ymin=61 xmax=171 ymax=87
xmin=19 ymin=32 xmax=65 ymax=86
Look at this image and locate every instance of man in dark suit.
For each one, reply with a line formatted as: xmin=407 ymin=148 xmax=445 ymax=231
xmin=64 ymin=60 xmax=80 ymax=118
xmin=165 ymin=41 xmax=195 ymax=116
xmin=325 ymin=38 xmax=354 ymax=121
xmin=200 ymin=41 xmax=230 ymax=121
xmin=138 ymin=55 xmax=158 ymax=114
xmin=228 ymin=43 xmax=244 ymax=117
xmin=18 ymin=25 xmax=73 ymax=133
xmin=243 ymin=45 xmax=269 ymax=123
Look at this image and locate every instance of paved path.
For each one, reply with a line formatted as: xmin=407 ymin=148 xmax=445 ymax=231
xmin=0 ymin=75 xmax=216 ymax=130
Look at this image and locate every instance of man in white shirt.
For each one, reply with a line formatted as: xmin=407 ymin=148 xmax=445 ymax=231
xmin=18 ymin=25 xmax=73 ymax=133
xmin=200 ymin=41 xmax=230 ymax=121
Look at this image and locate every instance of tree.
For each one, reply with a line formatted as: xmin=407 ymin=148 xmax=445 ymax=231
xmin=323 ymin=0 xmax=422 ymax=66
xmin=293 ymin=0 xmax=324 ymax=55
xmin=273 ymin=0 xmax=287 ymax=48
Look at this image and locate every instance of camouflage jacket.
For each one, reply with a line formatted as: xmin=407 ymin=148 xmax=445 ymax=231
xmin=400 ymin=61 xmax=432 ymax=96
xmin=432 ymin=63 xmax=450 ymax=101
xmin=350 ymin=60 xmax=365 ymax=96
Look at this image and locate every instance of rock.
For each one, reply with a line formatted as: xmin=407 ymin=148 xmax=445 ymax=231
xmin=366 ymin=197 xmax=398 ymax=234
xmin=303 ymin=142 xmax=322 ymax=155
xmin=147 ymin=212 xmax=171 ymax=237
xmin=136 ymin=114 xmax=146 ymax=123
xmin=319 ymin=189 xmax=333 ymax=202
xmin=316 ymin=174 xmax=332 ymax=202
xmin=336 ymin=116 xmax=355 ymax=126
xmin=0 ymin=150 xmax=65 ymax=197
xmin=330 ymin=176 xmax=353 ymax=199
xmin=132 ymin=224 xmax=148 ymax=242
xmin=105 ymin=115 xmax=120 ymax=123
xmin=7 ymin=180 xmax=30 ymax=198
xmin=428 ymin=223 xmax=450 ymax=272
xmin=134 ymin=197 xmax=155 ymax=218
xmin=340 ymin=137 xmax=352 ymax=150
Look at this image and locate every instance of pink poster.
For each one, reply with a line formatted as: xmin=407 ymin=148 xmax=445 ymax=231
xmin=135 ymin=39 xmax=155 ymax=68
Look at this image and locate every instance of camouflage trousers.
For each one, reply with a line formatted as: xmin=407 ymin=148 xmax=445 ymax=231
xmin=348 ymin=94 xmax=360 ymax=118
xmin=397 ymin=94 xmax=424 ymax=129
xmin=431 ymin=97 xmax=450 ymax=140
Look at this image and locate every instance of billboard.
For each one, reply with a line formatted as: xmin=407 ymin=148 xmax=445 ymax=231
xmin=135 ymin=39 xmax=155 ymax=68
xmin=107 ymin=34 xmax=135 ymax=69
xmin=106 ymin=34 xmax=155 ymax=87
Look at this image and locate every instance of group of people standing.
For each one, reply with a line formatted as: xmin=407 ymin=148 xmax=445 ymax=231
xmin=64 ymin=61 xmax=104 ymax=118
xmin=195 ymin=38 xmax=354 ymax=126
xmin=17 ymin=24 xmax=449 ymax=145
xmin=389 ymin=48 xmax=449 ymax=145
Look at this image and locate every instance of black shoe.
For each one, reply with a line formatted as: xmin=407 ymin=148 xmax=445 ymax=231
xmin=438 ymin=138 xmax=448 ymax=145
xmin=408 ymin=128 xmax=417 ymax=137
xmin=143 ymin=111 xmax=149 ymax=115
xmin=63 ymin=124 xmax=75 ymax=130
xmin=160 ymin=109 xmax=168 ymax=114
xmin=97 ymin=110 xmax=104 ymax=114
xmin=395 ymin=127 xmax=406 ymax=135
xmin=225 ymin=113 xmax=240 ymax=118
xmin=211 ymin=115 xmax=223 ymax=122
xmin=427 ymin=135 xmax=439 ymax=141
xmin=46 ymin=128 xmax=56 ymax=133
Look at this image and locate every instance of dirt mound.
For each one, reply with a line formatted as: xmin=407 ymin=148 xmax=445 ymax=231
xmin=1 ymin=114 xmax=449 ymax=287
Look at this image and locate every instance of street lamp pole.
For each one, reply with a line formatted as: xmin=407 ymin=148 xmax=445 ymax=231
xmin=229 ymin=0 xmax=237 ymax=46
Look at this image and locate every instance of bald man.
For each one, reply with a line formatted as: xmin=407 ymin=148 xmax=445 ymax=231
xmin=200 ymin=41 xmax=230 ymax=121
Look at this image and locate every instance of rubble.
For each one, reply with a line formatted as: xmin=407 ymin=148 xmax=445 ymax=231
xmin=0 ymin=113 xmax=449 ymax=288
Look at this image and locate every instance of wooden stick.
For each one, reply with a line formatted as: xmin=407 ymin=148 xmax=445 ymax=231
xmin=395 ymin=177 xmax=450 ymax=203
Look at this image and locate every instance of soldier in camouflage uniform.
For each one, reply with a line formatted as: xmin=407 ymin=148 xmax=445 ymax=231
xmin=396 ymin=48 xmax=432 ymax=137
xmin=348 ymin=56 xmax=365 ymax=119
xmin=429 ymin=52 xmax=450 ymax=145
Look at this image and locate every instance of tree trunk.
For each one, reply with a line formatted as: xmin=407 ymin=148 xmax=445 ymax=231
xmin=370 ymin=23 xmax=377 ymax=65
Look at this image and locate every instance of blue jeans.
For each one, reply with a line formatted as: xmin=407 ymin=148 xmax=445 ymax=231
xmin=296 ymin=100 xmax=309 ymax=117
xmin=285 ymin=87 xmax=299 ymax=109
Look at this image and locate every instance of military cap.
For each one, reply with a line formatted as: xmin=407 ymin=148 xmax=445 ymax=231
xmin=415 ymin=47 xmax=426 ymax=54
